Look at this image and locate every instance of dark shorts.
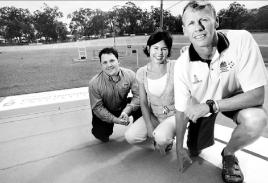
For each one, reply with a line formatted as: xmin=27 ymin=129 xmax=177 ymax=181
xmin=187 ymin=110 xmax=239 ymax=151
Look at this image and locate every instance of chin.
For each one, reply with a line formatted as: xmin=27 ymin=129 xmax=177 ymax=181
xmin=106 ymin=70 xmax=117 ymax=76
xmin=155 ymin=58 xmax=166 ymax=63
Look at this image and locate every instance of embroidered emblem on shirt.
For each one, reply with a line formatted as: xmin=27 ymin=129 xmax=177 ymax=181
xmin=220 ymin=60 xmax=235 ymax=73
xmin=220 ymin=61 xmax=228 ymax=72
xmin=227 ymin=61 xmax=235 ymax=68
xmin=192 ymin=74 xmax=202 ymax=84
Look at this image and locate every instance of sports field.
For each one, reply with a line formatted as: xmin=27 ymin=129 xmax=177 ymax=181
xmin=0 ymin=33 xmax=268 ymax=97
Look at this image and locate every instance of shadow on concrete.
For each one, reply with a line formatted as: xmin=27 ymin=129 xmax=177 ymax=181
xmin=23 ymin=137 xmax=224 ymax=183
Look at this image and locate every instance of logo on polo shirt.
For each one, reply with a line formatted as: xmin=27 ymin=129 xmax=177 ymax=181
xmin=193 ymin=74 xmax=202 ymax=84
xmin=220 ymin=61 xmax=234 ymax=73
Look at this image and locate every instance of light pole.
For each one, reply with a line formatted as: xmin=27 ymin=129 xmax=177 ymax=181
xmin=160 ymin=0 xmax=163 ymax=31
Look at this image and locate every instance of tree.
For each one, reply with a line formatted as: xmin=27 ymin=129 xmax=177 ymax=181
xmin=68 ymin=1 xmax=182 ymax=37
xmin=120 ymin=2 xmax=144 ymax=34
xmin=56 ymin=22 xmax=68 ymax=41
xmin=140 ymin=9 xmax=154 ymax=33
xmin=218 ymin=2 xmax=250 ymax=29
xmin=106 ymin=2 xmax=144 ymax=35
xmin=149 ymin=7 xmax=182 ymax=33
xmin=241 ymin=8 xmax=258 ymax=30
xmin=68 ymin=8 xmax=94 ymax=37
xmin=255 ymin=5 xmax=268 ymax=30
xmin=106 ymin=7 xmax=121 ymax=36
xmin=32 ymin=3 xmax=65 ymax=42
xmin=89 ymin=9 xmax=107 ymax=36
xmin=0 ymin=6 xmax=34 ymax=43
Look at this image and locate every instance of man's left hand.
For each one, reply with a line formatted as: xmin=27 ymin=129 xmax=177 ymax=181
xmin=185 ymin=103 xmax=210 ymax=123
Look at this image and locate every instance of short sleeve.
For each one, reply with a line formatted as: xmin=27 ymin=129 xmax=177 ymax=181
xmin=174 ymin=56 xmax=191 ymax=112
xmin=237 ymin=30 xmax=268 ymax=92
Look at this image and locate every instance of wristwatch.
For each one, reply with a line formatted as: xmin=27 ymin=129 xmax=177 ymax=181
xmin=206 ymin=100 xmax=215 ymax=114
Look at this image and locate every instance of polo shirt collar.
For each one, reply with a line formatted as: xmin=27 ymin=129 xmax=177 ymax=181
xmin=189 ymin=32 xmax=229 ymax=62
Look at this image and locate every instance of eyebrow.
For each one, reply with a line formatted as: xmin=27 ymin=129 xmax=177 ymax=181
xmin=152 ymin=45 xmax=167 ymax=48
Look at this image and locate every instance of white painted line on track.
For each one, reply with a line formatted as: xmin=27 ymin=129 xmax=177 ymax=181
xmin=200 ymin=124 xmax=268 ymax=183
xmin=214 ymin=124 xmax=268 ymax=158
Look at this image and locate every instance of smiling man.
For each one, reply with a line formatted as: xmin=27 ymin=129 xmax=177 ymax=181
xmin=174 ymin=1 xmax=268 ymax=183
xmin=89 ymin=47 xmax=141 ymax=142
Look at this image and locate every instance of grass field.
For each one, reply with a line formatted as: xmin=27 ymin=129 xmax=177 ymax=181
xmin=0 ymin=33 xmax=268 ymax=97
xmin=1 ymin=33 xmax=268 ymax=137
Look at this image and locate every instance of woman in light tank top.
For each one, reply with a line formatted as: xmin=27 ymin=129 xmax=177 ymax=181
xmin=125 ymin=31 xmax=176 ymax=155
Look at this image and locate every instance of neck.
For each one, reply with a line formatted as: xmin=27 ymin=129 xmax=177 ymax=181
xmin=195 ymin=46 xmax=215 ymax=60
xmin=147 ymin=62 xmax=167 ymax=79
xmin=105 ymin=70 xmax=120 ymax=81
xmin=149 ymin=61 xmax=167 ymax=71
xmin=194 ymin=32 xmax=218 ymax=60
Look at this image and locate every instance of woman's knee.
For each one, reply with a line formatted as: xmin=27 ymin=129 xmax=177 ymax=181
xmin=124 ymin=123 xmax=147 ymax=144
xmin=238 ymin=108 xmax=267 ymax=138
xmin=124 ymin=129 xmax=138 ymax=144
xmin=153 ymin=131 xmax=173 ymax=146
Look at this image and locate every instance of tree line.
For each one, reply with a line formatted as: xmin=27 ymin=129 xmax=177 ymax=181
xmin=0 ymin=1 xmax=267 ymax=44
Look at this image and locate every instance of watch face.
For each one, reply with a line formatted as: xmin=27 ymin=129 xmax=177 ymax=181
xmin=206 ymin=100 xmax=215 ymax=113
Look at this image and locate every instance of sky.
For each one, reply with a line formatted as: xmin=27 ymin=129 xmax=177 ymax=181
xmin=1 ymin=1 xmax=268 ymax=24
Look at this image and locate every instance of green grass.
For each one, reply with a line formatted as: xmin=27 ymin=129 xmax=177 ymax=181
xmin=0 ymin=45 xmax=182 ymax=97
xmin=0 ymin=33 xmax=267 ymax=97
xmin=0 ymin=33 xmax=268 ymax=137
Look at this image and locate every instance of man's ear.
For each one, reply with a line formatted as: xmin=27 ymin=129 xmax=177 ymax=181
xmin=182 ymin=25 xmax=188 ymax=36
xmin=215 ymin=17 xmax=219 ymax=29
xmin=147 ymin=46 xmax=150 ymax=54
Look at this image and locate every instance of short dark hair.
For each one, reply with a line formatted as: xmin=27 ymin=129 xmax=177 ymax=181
xmin=182 ymin=0 xmax=216 ymax=25
xmin=143 ymin=30 xmax=173 ymax=57
xmin=99 ymin=47 xmax=119 ymax=62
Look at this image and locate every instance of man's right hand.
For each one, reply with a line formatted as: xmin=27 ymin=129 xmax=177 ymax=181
xmin=177 ymin=148 xmax=192 ymax=173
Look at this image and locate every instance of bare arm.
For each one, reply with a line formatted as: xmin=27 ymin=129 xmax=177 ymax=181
xmin=217 ymin=86 xmax=265 ymax=112
xmin=138 ymin=80 xmax=158 ymax=137
xmin=175 ymin=110 xmax=192 ymax=172
xmin=185 ymin=86 xmax=265 ymax=123
xmin=175 ymin=110 xmax=188 ymax=149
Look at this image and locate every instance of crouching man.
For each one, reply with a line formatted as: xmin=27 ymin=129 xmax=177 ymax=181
xmin=174 ymin=1 xmax=268 ymax=183
xmin=89 ymin=47 xmax=142 ymax=142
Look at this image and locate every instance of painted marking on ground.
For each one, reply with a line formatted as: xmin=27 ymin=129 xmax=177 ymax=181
xmin=200 ymin=124 xmax=268 ymax=183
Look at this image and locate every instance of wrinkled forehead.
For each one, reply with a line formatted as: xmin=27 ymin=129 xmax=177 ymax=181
xmin=182 ymin=1 xmax=216 ymax=15
xmin=182 ymin=5 xmax=216 ymax=24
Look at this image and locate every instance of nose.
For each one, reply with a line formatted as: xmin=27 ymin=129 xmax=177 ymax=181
xmin=157 ymin=48 xmax=163 ymax=55
xmin=106 ymin=61 xmax=112 ymax=67
xmin=195 ymin=20 xmax=205 ymax=31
